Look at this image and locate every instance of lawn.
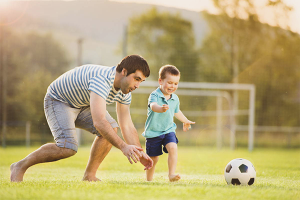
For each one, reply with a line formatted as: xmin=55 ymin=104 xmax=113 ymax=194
xmin=0 ymin=146 xmax=299 ymax=200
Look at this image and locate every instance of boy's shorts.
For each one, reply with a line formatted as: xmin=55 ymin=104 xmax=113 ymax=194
xmin=145 ymin=132 xmax=178 ymax=157
xmin=44 ymin=94 xmax=119 ymax=152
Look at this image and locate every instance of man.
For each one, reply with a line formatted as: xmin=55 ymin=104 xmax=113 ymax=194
xmin=10 ymin=55 xmax=153 ymax=182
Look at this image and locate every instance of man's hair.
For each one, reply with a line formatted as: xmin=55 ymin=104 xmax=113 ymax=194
xmin=159 ymin=65 xmax=180 ymax=80
xmin=116 ymin=55 xmax=150 ymax=77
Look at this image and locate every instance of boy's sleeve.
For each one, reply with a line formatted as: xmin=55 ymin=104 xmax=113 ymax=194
xmin=148 ymin=92 xmax=158 ymax=106
xmin=175 ymin=97 xmax=180 ymax=113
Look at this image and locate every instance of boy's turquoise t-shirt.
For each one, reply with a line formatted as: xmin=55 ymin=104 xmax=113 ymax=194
xmin=142 ymin=87 xmax=180 ymax=138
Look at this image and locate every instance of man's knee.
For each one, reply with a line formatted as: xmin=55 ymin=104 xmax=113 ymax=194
xmin=61 ymin=147 xmax=77 ymax=157
xmin=40 ymin=143 xmax=77 ymax=160
xmin=95 ymin=135 xmax=113 ymax=148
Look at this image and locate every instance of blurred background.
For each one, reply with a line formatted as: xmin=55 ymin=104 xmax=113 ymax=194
xmin=0 ymin=0 xmax=299 ymax=150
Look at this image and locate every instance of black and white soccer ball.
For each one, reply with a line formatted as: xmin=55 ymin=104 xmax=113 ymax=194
xmin=224 ymin=158 xmax=256 ymax=186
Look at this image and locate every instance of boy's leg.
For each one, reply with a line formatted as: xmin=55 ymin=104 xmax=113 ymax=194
xmin=146 ymin=156 xmax=159 ymax=181
xmin=145 ymin=135 xmax=164 ymax=181
xmin=165 ymin=142 xmax=181 ymax=182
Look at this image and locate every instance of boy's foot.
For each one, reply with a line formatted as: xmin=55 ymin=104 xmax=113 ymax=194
xmin=169 ymin=174 xmax=181 ymax=182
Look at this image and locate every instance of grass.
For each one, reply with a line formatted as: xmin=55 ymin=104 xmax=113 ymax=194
xmin=0 ymin=146 xmax=299 ymax=200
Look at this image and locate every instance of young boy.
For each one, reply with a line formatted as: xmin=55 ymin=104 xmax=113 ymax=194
xmin=142 ymin=65 xmax=195 ymax=182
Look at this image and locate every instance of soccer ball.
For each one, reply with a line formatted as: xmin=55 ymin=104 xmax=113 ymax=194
xmin=224 ymin=158 xmax=256 ymax=186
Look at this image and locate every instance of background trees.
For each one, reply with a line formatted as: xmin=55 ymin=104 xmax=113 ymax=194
xmin=199 ymin=0 xmax=300 ymax=126
xmin=127 ymin=7 xmax=199 ymax=82
xmin=0 ymin=28 xmax=70 ymax=132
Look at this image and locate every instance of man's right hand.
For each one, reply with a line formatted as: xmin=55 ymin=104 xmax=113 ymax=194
xmin=121 ymin=144 xmax=143 ymax=164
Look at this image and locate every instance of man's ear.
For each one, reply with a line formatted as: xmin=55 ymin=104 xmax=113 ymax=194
xmin=122 ymin=68 xmax=127 ymax=76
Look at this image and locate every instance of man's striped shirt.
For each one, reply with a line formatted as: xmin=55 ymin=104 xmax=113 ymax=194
xmin=47 ymin=65 xmax=131 ymax=108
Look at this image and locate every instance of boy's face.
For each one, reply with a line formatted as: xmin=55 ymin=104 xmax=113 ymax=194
xmin=159 ymin=73 xmax=180 ymax=96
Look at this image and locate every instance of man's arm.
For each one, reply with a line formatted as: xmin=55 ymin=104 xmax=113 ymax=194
xmin=116 ymin=102 xmax=153 ymax=170
xmin=116 ymin=102 xmax=141 ymax=146
xmin=90 ymin=91 xmax=142 ymax=164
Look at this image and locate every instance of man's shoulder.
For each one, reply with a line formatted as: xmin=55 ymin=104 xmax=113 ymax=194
xmin=89 ymin=65 xmax=115 ymax=80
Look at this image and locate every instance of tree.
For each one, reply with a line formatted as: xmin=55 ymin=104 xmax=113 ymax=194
xmin=199 ymin=0 xmax=300 ymax=126
xmin=0 ymin=27 xmax=70 ymax=131
xmin=126 ymin=7 xmax=199 ymax=81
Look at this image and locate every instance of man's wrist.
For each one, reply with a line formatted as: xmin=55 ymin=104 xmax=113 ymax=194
xmin=119 ymin=142 xmax=127 ymax=151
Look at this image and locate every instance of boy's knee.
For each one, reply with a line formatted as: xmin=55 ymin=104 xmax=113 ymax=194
xmin=166 ymin=143 xmax=177 ymax=152
xmin=151 ymin=156 xmax=159 ymax=164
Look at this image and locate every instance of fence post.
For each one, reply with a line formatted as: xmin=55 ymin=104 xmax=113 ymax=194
xmin=26 ymin=121 xmax=31 ymax=148
xmin=216 ymin=95 xmax=223 ymax=150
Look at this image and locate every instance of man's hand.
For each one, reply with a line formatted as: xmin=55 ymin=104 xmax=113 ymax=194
xmin=183 ymin=120 xmax=196 ymax=132
xmin=139 ymin=151 xmax=153 ymax=170
xmin=121 ymin=144 xmax=143 ymax=164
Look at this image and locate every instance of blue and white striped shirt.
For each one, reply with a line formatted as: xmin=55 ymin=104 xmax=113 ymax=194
xmin=47 ymin=65 xmax=131 ymax=108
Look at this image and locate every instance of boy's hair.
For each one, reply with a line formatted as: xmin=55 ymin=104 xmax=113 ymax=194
xmin=159 ymin=65 xmax=180 ymax=80
xmin=116 ymin=55 xmax=150 ymax=77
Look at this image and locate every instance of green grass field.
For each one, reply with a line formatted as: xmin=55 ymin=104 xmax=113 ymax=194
xmin=0 ymin=146 xmax=299 ymax=200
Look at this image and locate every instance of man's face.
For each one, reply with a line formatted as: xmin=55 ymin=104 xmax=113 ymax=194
xmin=120 ymin=69 xmax=146 ymax=94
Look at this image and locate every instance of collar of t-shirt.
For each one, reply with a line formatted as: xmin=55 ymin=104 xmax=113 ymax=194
xmin=155 ymin=87 xmax=176 ymax=101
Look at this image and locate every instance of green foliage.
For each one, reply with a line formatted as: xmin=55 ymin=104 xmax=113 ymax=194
xmin=127 ymin=7 xmax=199 ymax=81
xmin=0 ymin=27 xmax=70 ymax=127
xmin=199 ymin=1 xmax=300 ymax=126
xmin=0 ymin=147 xmax=299 ymax=200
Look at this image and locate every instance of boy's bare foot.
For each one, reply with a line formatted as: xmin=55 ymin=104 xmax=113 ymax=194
xmin=10 ymin=162 xmax=26 ymax=182
xmin=169 ymin=174 xmax=181 ymax=182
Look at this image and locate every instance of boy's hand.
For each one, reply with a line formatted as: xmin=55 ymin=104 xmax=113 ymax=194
xmin=183 ymin=120 xmax=196 ymax=132
xmin=161 ymin=104 xmax=169 ymax=112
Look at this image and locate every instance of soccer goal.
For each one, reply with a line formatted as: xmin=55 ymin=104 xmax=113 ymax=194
xmin=137 ymin=81 xmax=256 ymax=151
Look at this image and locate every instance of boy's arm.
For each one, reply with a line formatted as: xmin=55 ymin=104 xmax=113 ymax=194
xmin=150 ymin=102 xmax=169 ymax=113
xmin=174 ymin=110 xmax=196 ymax=131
